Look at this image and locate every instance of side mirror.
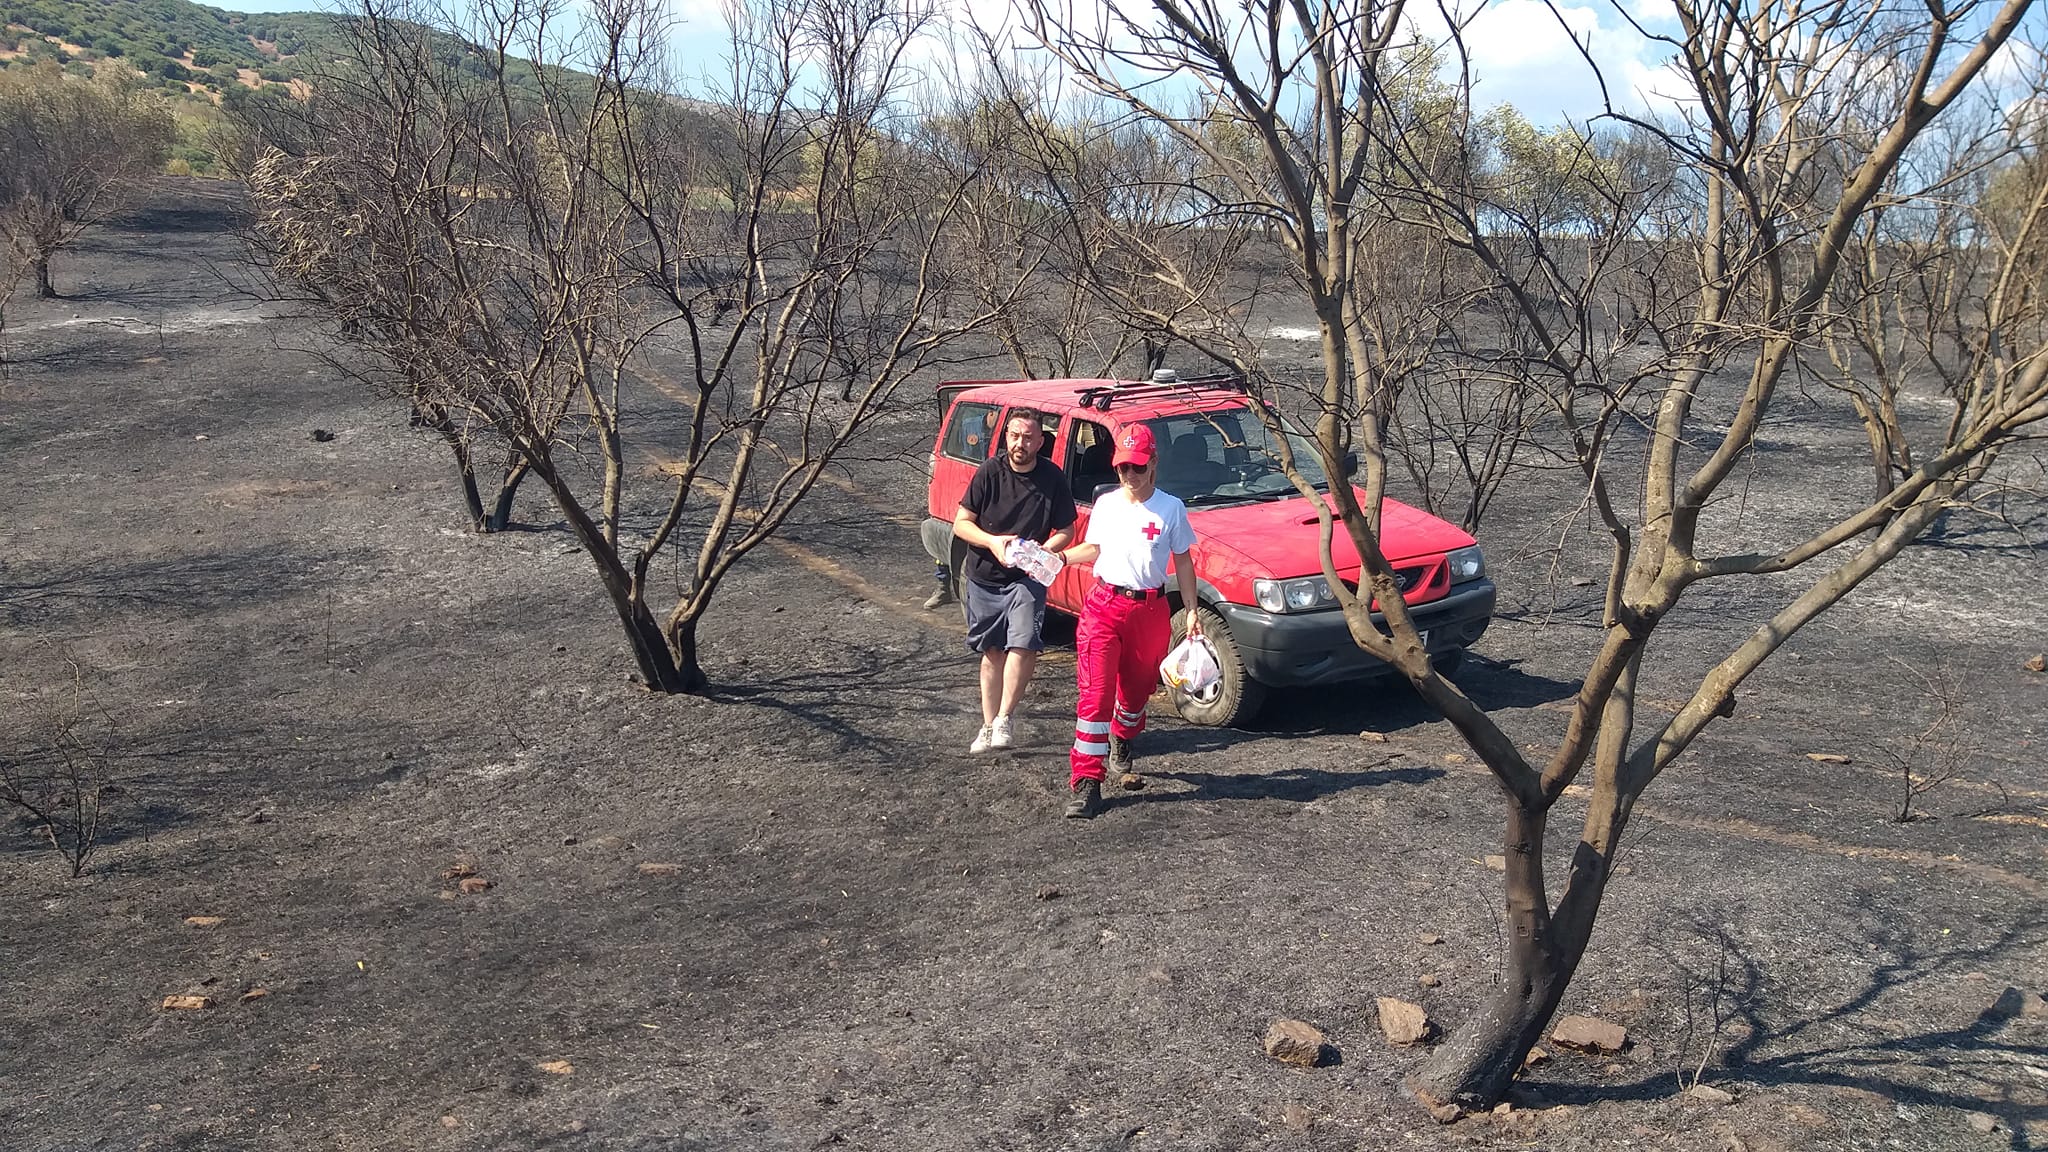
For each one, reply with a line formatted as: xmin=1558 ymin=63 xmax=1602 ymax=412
xmin=1340 ymin=450 xmax=1359 ymax=478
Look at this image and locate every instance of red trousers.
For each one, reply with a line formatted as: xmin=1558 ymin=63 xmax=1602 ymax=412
xmin=1069 ymin=583 xmax=1172 ymax=786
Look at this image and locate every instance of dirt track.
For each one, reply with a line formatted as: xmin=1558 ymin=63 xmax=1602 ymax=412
xmin=3 ymin=184 xmax=2046 ymax=1151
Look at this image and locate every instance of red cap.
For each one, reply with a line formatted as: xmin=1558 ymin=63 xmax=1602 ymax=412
xmin=1111 ymin=423 xmax=1156 ymax=467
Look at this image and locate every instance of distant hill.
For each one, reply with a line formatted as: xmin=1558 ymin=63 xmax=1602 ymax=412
xmin=3 ymin=0 xmax=361 ymax=171
xmin=2 ymin=0 xmax=336 ymax=96
xmin=1 ymin=0 xmax=619 ymax=174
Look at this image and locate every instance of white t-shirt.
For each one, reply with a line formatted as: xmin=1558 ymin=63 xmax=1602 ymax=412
xmin=1086 ymin=489 xmax=1195 ymax=590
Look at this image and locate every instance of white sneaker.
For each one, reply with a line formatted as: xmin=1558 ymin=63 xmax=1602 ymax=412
xmin=989 ymin=715 xmax=1014 ymax=749
xmin=970 ymin=722 xmax=996 ymax=754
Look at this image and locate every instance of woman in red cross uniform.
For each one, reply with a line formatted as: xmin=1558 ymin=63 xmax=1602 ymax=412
xmin=1053 ymin=423 xmax=1199 ymax=820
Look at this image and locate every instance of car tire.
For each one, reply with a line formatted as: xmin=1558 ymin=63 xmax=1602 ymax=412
xmin=1169 ymin=606 xmax=1267 ymax=728
xmin=1430 ymin=647 xmax=1465 ymax=677
xmin=949 ymin=552 xmax=970 ymax=627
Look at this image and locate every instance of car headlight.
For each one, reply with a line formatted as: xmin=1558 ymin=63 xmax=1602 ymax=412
xmin=1253 ymin=576 xmax=1339 ymax=613
xmin=1446 ymin=545 xmax=1485 ymax=584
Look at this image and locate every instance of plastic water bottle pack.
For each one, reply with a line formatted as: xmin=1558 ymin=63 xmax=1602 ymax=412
xmin=1005 ymin=539 xmax=1066 ymax=586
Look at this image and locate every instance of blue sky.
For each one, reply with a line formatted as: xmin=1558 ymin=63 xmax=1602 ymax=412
xmin=180 ymin=0 xmax=1682 ymax=124
xmin=1438 ymin=0 xmax=1686 ymax=125
xmin=177 ymin=0 xmax=2038 ymax=131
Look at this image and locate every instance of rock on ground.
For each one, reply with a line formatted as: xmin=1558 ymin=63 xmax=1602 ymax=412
xmin=1551 ymin=1015 xmax=1627 ymax=1054
xmin=1377 ymin=997 xmax=1432 ymax=1046
xmin=1263 ymin=1019 xmax=1330 ymax=1067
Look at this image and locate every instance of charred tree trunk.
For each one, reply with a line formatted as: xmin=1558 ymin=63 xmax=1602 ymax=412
xmin=483 ymin=454 xmax=529 ymax=532
xmin=454 ymin=444 xmax=489 ymax=531
xmin=535 ymin=461 xmax=698 ymax=693
xmin=1415 ymin=964 xmax=1575 ymax=1110
xmin=1460 ymin=489 xmax=1484 ymax=537
xmin=666 ymin=613 xmax=709 ymax=695
xmin=1850 ymin=391 xmax=1912 ymax=513
xmin=411 ymin=402 xmax=505 ymax=534
xmin=34 ymin=256 xmax=54 ymax=299
xmin=1141 ymin=334 xmax=1168 ymax=376
xmin=591 ymin=551 xmax=691 ymax=692
xmin=614 ymin=593 xmax=692 ymax=693
xmin=1413 ymin=808 xmax=1613 ymax=1110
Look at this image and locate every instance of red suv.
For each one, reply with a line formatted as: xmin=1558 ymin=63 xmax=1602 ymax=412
xmin=922 ymin=373 xmax=1495 ymax=726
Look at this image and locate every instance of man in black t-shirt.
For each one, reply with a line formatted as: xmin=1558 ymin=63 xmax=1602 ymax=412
xmin=952 ymin=408 xmax=1078 ymax=754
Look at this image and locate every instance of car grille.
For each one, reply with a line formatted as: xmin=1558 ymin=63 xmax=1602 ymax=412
xmin=1342 ymin=566 xmax=1428 ymax=594
xmin=1343 ymin=564 xmax=1442 ymax=610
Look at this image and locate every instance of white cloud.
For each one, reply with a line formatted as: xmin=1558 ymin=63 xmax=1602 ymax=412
xmin=1618 ymin=52 xmax=1697 ymax=122
xmin=1982 ymin=37 xmax=2046 ymax=113
xmin=1408 ymin=0 xmax=1683 ymax=126
xmin=645 ymin=0 xmax=1697 ymax=127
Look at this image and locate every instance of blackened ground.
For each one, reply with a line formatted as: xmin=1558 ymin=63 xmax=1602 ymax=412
xmin=2 ymin=182 xmax=2044 ymax=1152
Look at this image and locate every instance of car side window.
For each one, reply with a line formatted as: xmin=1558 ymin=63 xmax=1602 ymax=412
xmin=941 ymin=401 xmax=1001 ymax=464
xmin=1067 ymin=419 xmax=1116 ymax=503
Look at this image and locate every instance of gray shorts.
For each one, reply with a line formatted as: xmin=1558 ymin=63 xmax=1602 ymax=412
xmin=964 ymin=578 xmax=1048 ymax=653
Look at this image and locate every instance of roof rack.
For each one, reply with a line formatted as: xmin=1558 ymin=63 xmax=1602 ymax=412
xmin=1073 ymin=371 xmax=1248 ymax=412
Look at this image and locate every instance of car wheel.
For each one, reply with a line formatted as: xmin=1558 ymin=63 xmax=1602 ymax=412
xmin=1169 ymin=606 xmax=1267 ymax=728
xmin=1430 ymin=647 xmax=1465 ymax=677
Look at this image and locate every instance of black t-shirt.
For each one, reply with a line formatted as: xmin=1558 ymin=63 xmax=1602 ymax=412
xmin=960 ymin=456 xmax=1078 ymax=588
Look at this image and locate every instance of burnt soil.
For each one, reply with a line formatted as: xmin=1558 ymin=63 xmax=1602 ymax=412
xmin=3 ymin=183 xmax=2046 ymax=1152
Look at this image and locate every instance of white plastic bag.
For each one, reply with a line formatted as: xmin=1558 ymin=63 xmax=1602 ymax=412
xmin=1160 ymin=632 xmax=1222 ymax=697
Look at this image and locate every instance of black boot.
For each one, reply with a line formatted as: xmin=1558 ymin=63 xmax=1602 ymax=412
xmin=1108 ymin=732 xmax=1143 ymax=790
xmin=1064 ymin=778 xmax=1103 ymax=819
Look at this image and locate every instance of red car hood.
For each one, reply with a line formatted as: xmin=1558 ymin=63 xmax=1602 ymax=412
xmin=1188 ymin=490 xmax=1473 ymax=580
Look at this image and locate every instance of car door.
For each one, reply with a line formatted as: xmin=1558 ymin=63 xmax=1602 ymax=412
xmin=930 ymin=398 xmax=1001 ymax=521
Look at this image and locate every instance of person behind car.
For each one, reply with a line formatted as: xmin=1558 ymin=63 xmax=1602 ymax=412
xmin=1054 ymin=423 xmax=1199 ymax=819
xmin=952 ymin=409 xmax=1078 ymax=754
xmin=928 ymin=407 xmax=1006 ymax=611
xmin=924 ymin=557 xmax=955 ymax=610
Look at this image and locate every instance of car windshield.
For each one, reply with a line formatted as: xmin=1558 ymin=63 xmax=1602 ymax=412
xmin=1147 ymin=411 xmax=1330 ymax=505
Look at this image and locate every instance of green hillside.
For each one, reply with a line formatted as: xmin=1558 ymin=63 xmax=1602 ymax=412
xmin=2 ymin=0 xmax=333 ymax=92
xmin=2 ymin=0 xmax=580 ymax=174
xmin=2 ymin=0 xmax=343 ymax=170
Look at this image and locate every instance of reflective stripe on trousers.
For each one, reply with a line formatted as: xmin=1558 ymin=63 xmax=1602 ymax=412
xmin=1070 ymin=583 xmax=1172 ymax=786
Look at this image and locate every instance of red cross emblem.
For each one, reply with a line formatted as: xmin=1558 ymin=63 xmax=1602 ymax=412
xmin=1141 ymin=520 xmax=1161 ymax=541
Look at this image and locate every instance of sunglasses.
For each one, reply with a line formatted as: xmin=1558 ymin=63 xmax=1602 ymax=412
xmin=1115 ymin=462 xmax=1152 ymax=473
